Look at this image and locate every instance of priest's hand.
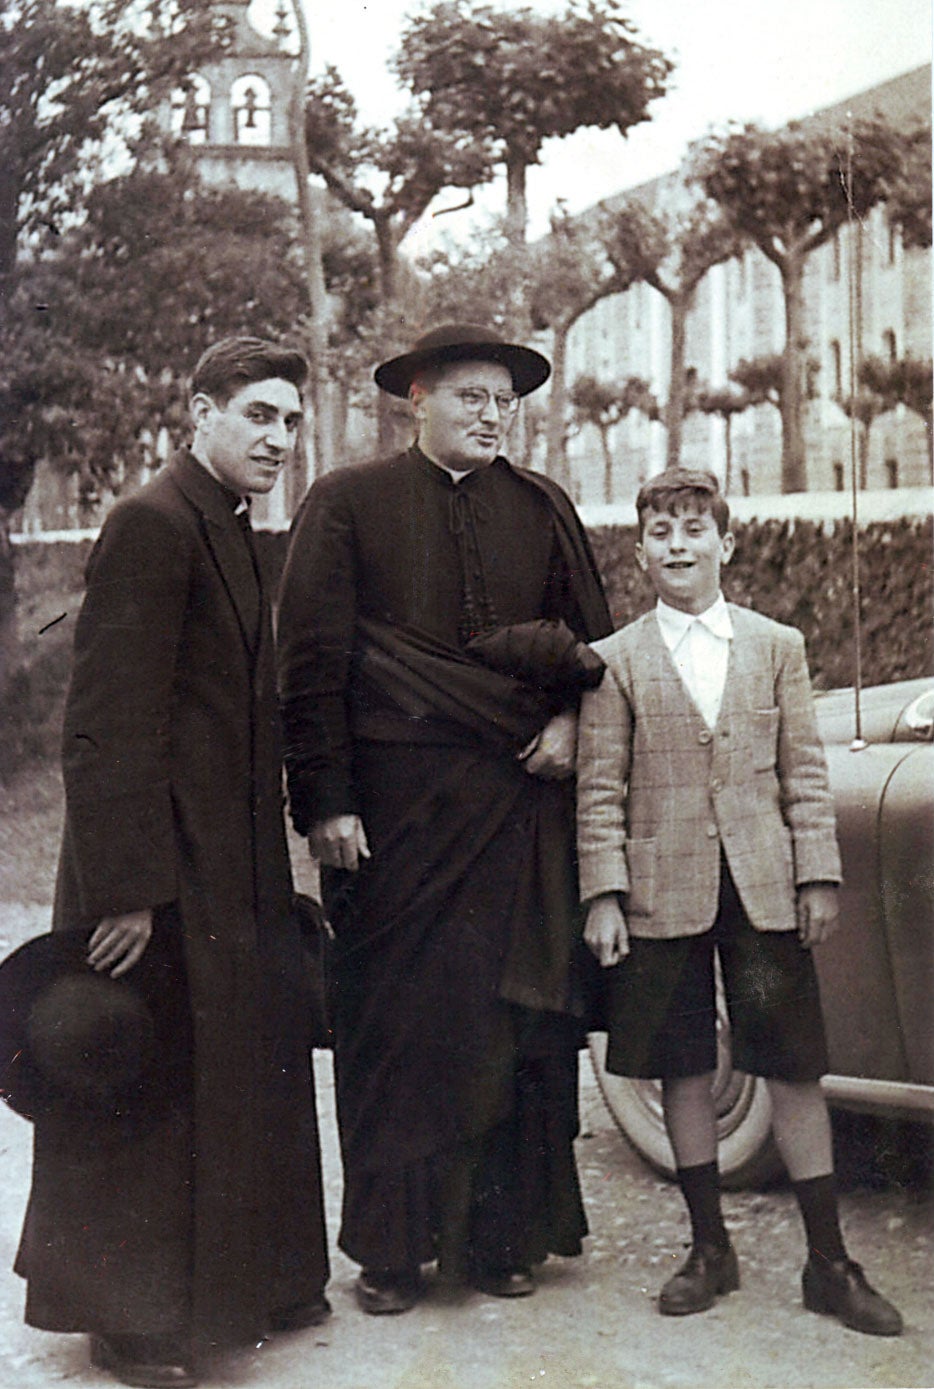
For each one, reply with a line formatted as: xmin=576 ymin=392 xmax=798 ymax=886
xmin=517 ymin=709 xmax=577 ymax=779
xmin=310 ymin=814 xmax=371 ymax=872
xmin=87 ymin=909 xmax=153 ymax=978
xmin=584 ymin=894 xmax=630 ymax=967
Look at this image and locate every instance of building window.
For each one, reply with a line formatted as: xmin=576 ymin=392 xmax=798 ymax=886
xmin=171 ymin=75 xmax=211 ymax=144
xmin=888 ymin=222 xmax=898 ymax=265
xmin=882 ymin=329 xmax=897 ymax=362
xmin=886 ymin=457 xmax=899 ymax=489
xmin=831 ymin=230 xmax=841 ymax=282
xmin=832 ymin=462 xmax=845 ymax=491
xmin=231 ymin=74 xmax=272 ymax=146
xmin=830 ymin=339 xmax=842 ymax=397
xmin=740 ymin=468 xmax=750 ymax=497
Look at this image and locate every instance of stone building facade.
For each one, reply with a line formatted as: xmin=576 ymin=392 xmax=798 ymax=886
xmin=563 ymin=65 xmax=932 ymax=506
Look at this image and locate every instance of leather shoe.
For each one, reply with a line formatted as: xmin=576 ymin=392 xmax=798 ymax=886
xmin=659 ymin=1242 xmax=739 ymax=1316
xmin=802 ymin=1255 xmax=903 ymax=1336
xmin=355 ymin=1269 xmax=422 ymax=1315
xmin=266 ymin=1294 xmax=332 ymax=1333
xmin=89 ymin=1335 xmax=197 ymax=1388
xmin=471 ymin=1267 xmax=535 ymax=1298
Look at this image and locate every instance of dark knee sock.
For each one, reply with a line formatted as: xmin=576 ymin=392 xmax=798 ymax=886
xmin=676 ymin=1161 xmax=729 ymax=1249
xmin=791 ymin=1173 xmax=847 ymax=1263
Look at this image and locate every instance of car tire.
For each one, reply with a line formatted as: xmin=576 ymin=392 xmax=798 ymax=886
xmin=586 ymin=963 xmax=783 ymax=1190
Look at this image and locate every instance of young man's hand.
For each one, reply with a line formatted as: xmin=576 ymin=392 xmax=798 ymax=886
xmin=517 ymin=709 xmax=577 ymax=779
xmin=796 ymin=883 xmax=840 ymax=947
xmin=309 ymin=814 xmax=371 ymax=872
xmin=87 ymin=909 xmax=153 ymax=978
xmin=584 ymin=893 xmax=630 ymax=967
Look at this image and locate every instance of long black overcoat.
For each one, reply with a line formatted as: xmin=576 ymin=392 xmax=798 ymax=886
xmin=15 ymin=451 xmax=327 ymax=1346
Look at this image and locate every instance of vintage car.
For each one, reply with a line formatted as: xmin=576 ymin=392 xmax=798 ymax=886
xmin=588 ymin=676 xmax=934 ymax=1187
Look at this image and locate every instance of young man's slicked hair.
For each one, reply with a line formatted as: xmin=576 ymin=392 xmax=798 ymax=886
xmin=190 ymin=337 xmax=308 ymax=407
xmin=636 ymin=468 xmax=731 ymax=537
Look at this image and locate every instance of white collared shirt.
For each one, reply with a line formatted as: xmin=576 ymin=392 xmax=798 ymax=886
xmin=655 ymin=593 xmax=733 ymax=729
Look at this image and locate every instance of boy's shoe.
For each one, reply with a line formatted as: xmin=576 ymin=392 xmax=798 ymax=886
xmin=658 ymin=1241 xmax=739 ymax=1315
xmin=355 ymin=1268 xmax=422 ymax=1315
xmin=89 ymin=1334 xmax=197 ymax=1388
xmin=802 ymin=1255 xmax=903 ymax=1336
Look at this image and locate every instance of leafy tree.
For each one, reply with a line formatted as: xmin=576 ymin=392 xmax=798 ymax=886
xmin=304 ymin=65 xmax=493 ymax=306
xmin=570 ymin=373 xmax=659 ymax=502
xmin=859 ymin=353 xmax=934 ymax=479
xmin=693 ymin=383 xmax=751 ymax=494
xmin=0 ymin=154 xmax=312 ymax=690
xmin=395 ymin=0 xmax=672 ymax=245
xmin=602 ymin=192 xmax=741 ymax=465
xmin=885 ymin=123 xmax=933 ymax=251
xmin=693 ymin=116 xmax=916 ymax=492
xmin=0 ymin=0 xmax=222 ymax=282
xmin=527 ymin=211 xmax=633 ymax=487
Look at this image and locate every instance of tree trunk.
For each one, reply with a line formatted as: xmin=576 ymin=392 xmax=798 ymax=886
xmin=544 ymin=324 xmax=570 ymax=491
xmin=288 ymin=10 xmax=330 ymax=492
xmin=505 ymin=151 xmax=528 ymax=249
xmin=665 ymin=293 xmax=688 ymax=467
xmin=724 ymin=415 xmax=733 ymax=495
xmin=0 ymin=509 xmax=18 ymax=705
xmin=780 ymin=255 xmax=807 ymax=493
xmin=601 ymin=430 xmax=614 ymax=504
xmin=375 ymin=220 xmax=400 ymax=455
xmin=0 ymin=157 xmax=21 ymax=284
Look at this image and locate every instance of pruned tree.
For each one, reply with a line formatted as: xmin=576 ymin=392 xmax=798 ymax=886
xmin=693 ymin=115 xmax=917 ymax=492
xmin=395 ymin=0 xmax=672 ymax=246
xmin=601 ymin=193 xmax=742 ymax=465
xmin=860 ymin=353 xmax=934 ymax=479
xmin=528 ymin=211 xmax=633 ymax=487
xmin=570 ymin=373 xmax=659 ymax=502
xmin=885 ymin=123 xmax=933 ymax=251
xmin=0 ymin=0 xmax=223 ymax=283
xmin=304 ymin=65 xmax=494 ymax=306
xmin=693 ymin=383 xmax=751 ymax=494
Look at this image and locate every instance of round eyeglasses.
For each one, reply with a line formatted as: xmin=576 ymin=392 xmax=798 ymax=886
xmin=448 ymin=387 xmax=520 ymax=416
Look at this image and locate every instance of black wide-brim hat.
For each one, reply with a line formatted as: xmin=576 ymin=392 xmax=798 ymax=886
xmin=0 ymin=928 xmax=187 ymax=1127
xmin=374 ymin=323 xmax=552 ymax=399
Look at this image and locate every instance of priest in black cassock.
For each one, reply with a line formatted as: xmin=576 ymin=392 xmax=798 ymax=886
xmin=277 ymin=324 xmax=613 ymax=1315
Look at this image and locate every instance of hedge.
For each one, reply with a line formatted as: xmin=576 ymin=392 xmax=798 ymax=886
xmin=2 ymin=514 xmax=931 ymax=778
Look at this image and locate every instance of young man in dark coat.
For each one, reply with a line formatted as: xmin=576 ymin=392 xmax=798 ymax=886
xmin=277 ymin=324 xmax=612 ymax=1315
xmin=15 ymin=338 xmax=330 ymax=1387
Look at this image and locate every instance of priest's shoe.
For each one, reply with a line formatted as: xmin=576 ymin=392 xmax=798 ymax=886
xmin=89 ymin=1335 xmax=197 ymax=1389
xmin=471 ymin=1267 xmax=535 ymax=1298
xmin=802 ymin=1255 xmax=903 ymax=1336
xmin=355 ymin=1268 xmax=422 ymax=1315
xmin=658 ymin=1241 xmax=739 ymax=1316
xmin=266 ymin=1294 xmax=332 ymax=1333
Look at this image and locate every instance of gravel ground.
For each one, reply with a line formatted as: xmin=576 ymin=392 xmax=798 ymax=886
xmin=0 ymin=766 xmax=932 ymax=1389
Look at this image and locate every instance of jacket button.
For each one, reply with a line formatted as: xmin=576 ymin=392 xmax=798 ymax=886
xmin=698 ymin=729 xmax=712 ymax=744
xmin=706 ymin=823 xmax=719 ymax=838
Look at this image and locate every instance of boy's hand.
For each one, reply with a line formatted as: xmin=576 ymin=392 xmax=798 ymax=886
xmin=796 ymin=883 xmax=840 ymax=947
xmin=517 ymin=710 xmax=577 ymax=779
xmin=584 ymin=894 xmax=630 ymax=967
xmin=87 ymin=909 xmax=153 ymax=978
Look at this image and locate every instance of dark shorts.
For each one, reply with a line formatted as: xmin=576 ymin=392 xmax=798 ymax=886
xmin=604 ymin=863 xmax=829 ymax=1082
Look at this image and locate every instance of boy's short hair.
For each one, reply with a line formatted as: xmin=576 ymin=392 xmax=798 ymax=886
xmin=190 ymin=337 xmax=308 ymax=407
xmin=636 ymin=468 xmax=731 ymax=536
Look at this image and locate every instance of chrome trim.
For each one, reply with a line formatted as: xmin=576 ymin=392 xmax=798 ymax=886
xmin=821 ymin=1075 xmax=934 ymax=1116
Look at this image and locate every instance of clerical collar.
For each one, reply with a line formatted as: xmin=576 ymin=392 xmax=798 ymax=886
xmin=411 ymin=444 xmax=493 ymax=485
xmin=188 ymin=452 xmax=248 ymax=513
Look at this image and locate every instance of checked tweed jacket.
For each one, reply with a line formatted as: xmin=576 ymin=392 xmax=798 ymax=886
xmin=576 ymin=604 xmax=841 ymax=938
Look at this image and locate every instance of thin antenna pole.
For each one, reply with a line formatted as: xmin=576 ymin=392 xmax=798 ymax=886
xmin=844 ymin=122 xmax=866 ymax=749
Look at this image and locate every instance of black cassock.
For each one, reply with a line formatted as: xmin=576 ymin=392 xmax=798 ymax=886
xmin=278 ymin=448 xmax=611 ymax=1275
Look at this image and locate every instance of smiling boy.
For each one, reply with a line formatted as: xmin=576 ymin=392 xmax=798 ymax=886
xmin=576 ymin=468 xmax=902 ymax=1336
